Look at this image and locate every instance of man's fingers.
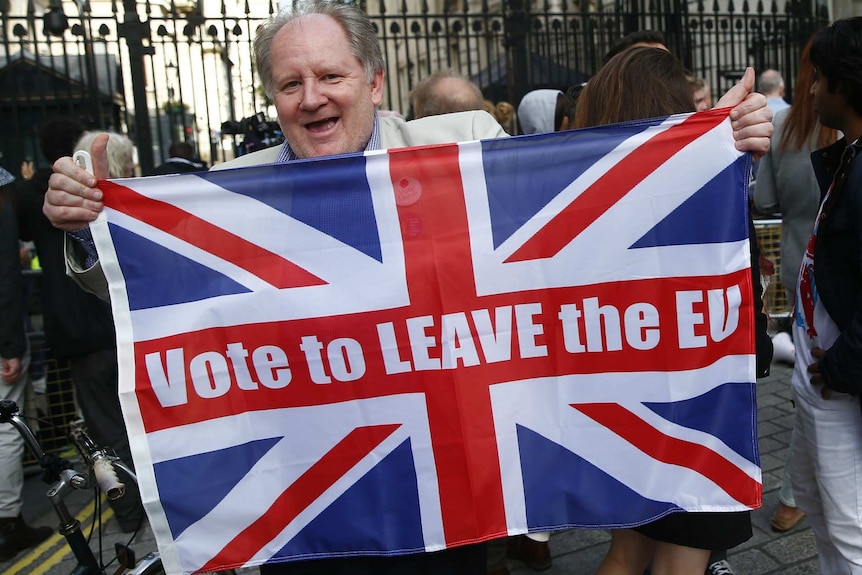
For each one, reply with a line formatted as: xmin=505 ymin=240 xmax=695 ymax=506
xmin=46 ymin=173 xmax=103 ymax=209
xmin=731 ymin=94 xmax=772 ymax=129
xmin=729 ymin=91 xmax=773 ymax=160
xmin=43 ymin=134 xmax=110 ymax=232
xmin=44 ymin=159 xmax=104 ymax=231
xmin=42 ymin=202 xmax=100 ymax=231
xmin=48 ymin=156 xmax=96 ymax=195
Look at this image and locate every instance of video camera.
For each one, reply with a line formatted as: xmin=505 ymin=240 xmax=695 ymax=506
xmin=221 ymin=112 xmax=284 ymax=156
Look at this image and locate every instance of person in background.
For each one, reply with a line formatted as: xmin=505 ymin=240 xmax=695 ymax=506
xmin=788 ymin=17 xmax=862 ymax=575
xmin=0 ymin=166 xmax=52 ymax=560
xmin=603 ymin=30 xmax=668 ymax=64
xmin=576 ymin=47 xmax=773 ymax=575
xmin=517 ymin=89 xmax=574 ymax=134
xmin=758 ymin=69 xmax=790 ymax=116
xmin=751 ymin=69 xmax=792 ymax=179
xmin=15 ymin=121 xmax=144 ymax=534
xmin=752 ymin=40 xmax=838 ymax=538
xmin=494 ymin=101 xmax=518 ymax=135
xmin=152 ymin=141 xmax=208 ymax=175
xmin=688 ymin=75 xmax=713 ymax=111
xmin=75 ymin=131 xmax=137 ymax=179
xmin=409 ymin=69 xmax=485 ymax=119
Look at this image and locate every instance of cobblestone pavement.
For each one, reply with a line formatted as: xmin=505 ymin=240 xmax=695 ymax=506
xmin=3 ymin=363 xmax=817 ymax=575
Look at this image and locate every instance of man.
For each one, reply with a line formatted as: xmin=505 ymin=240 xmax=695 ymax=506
xmin=15 ymin=119 xmax=144 ymax=533
xmin=408 ymin=69 xmax=485 ymax=119
xmin=151 ymin=141 xmax=207 ymax=175
xmin=689 ymin=75 xmax=713 ymax=111
xmin=0 ymin=169 xmax=53 ymax=561
xmin=758 ymin=68 xmax=790 ymax=115
xmin=788 ymin=17 xmax=862 ymax=575
xmin=42 ymin=1 xmax=774 ymax=573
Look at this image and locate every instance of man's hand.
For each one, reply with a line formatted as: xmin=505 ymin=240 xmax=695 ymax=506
xmin=1 ymin=357 xmax=21 ymax=384
xmin=808 ymin=347 xmax=830 ymax=399
xmin=714 ymin=67 xmax=773 ymax=161
xmin=43 ymin=133 xmax=110 ymax=232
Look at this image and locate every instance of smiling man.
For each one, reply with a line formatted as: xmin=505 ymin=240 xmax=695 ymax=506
xmin=210 ymin=2 xmax=505 ymax=168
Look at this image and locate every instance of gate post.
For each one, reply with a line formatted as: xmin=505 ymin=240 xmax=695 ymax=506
xmin=504 ymin=0 xmax=529 ymax=105
xmin=119 ymin=0 xmax=155 ymax=174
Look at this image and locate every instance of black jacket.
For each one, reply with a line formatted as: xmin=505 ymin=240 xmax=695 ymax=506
xmin=14 ymin=169 xmax=116 ymax=359
xmin=810 ymin=138 xmax=862 ymax=394
xmin=0 ymin=199 xmax=26 ymax=360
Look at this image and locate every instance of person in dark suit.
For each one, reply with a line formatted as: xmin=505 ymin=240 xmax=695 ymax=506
xmin=152 ymin=141 xmax=208 ymax=175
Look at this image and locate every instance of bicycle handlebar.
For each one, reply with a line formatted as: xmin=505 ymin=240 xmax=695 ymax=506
xmin=69 ymin=424 xmax=127 ymax=500
xmin=0 ymin=393 xmax=153 ymax=574
xmin=0 ymin=399 xmax=46 ymax=459
xmin=0 ymin=399 xmax=130 ymax=497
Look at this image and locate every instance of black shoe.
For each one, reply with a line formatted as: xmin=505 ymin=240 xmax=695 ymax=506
xmin=0 ymin=514 xmax=52 ymax=561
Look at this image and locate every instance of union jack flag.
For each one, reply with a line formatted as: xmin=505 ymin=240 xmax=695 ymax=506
xmin=92 ymin=109 xmax=761 ymax=575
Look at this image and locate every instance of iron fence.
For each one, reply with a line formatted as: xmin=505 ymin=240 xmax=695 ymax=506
xmin=0 ymin=0 xmax=828 ymax=174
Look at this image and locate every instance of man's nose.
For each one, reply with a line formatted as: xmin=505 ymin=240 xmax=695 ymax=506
xmin=300 ymin=81 xmax=327 ymax=109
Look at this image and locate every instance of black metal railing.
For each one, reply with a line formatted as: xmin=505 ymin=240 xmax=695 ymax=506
xmin=0 ymin=0 xmax=828 ymax=175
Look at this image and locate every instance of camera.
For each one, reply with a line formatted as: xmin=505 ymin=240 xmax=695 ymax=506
xmin=221 ymin=112 xmax=284 ymax=156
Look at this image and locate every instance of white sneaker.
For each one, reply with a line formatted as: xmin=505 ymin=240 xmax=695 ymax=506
xmin=706 ymin=560 xmax=736 ymax=575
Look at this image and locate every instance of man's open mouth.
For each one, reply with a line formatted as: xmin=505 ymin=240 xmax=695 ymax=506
xmin=306 ymin=117 xmax=338 ymax=132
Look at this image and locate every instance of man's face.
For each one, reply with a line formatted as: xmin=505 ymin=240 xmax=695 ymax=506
xmin=694 ymin=87 xmax=712 ymax=111
xmin=269 ymin=14 xmax=384 ymax=159
xmin=811 ymin=69 xmax=846 ymax=132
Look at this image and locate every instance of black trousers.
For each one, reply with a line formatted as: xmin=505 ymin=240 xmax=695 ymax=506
xmin=260 ymin=543 xmax=487 ymax=575
xmin=70 ymin=347 xmax=142 ymax=527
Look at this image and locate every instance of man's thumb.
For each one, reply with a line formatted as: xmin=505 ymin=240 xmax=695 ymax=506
xmin=714 ymin=67 xmax=755 ymax=110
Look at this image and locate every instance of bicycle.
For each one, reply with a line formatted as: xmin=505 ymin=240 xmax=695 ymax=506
xmin=0 ymin=398 xmax=164 ymax=575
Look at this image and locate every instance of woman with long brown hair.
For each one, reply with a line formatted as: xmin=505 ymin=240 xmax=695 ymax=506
xmin=576 ymin=46 xmax=773 ymax=575
xmin=574 ymin=47 xmax=695 ymax=129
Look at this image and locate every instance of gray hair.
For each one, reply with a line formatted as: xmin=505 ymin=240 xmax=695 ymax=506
xmin=757 ymin=69 xmax=785 ymax=95
xmin=75 ymin=131 xmax=136 ymax=179
xmin=255 ymin=1 xmax=385 ymax=101
xmin=408 ymin=69 xmax=484 ymax=118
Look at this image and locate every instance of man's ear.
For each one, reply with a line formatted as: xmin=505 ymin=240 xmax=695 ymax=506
xmin=370 ymin=70 xmax=385 ymax=107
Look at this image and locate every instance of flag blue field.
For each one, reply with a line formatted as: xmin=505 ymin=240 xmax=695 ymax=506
xmin=92 ymin=109 xmax=760 ymax=574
